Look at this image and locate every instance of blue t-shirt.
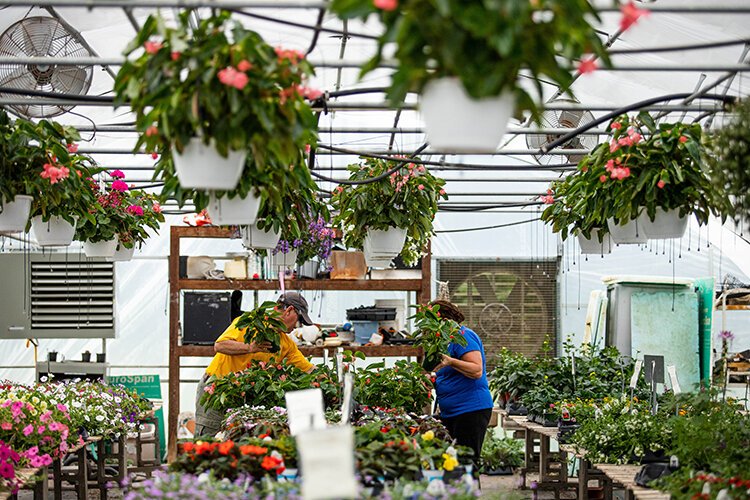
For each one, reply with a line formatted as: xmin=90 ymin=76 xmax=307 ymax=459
xmin=435 ymin=326 xmax=494 ymax=418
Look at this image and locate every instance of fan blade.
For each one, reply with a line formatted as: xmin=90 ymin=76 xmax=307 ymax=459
xmin=52 ymin=65 xmax=90 ymax=94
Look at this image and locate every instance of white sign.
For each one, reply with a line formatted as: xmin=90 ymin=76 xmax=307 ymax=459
xmin=297 ymin=426 xmax=358 ymax=500
xmin=285 ymin=389 xmax=326 ymax=436
xmin=667 ymin=365 xmax=682 ymax=394
xmin=341 ymin=373 xmax=354 ymax=425
xmin=630 ymin=359 xmax=643 ymax=389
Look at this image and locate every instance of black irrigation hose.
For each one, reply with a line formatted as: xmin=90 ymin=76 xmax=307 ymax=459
xmin=308 ymin=143 xmax=427 ymax=185
xmin=541 ymin=93 xmax=736 ymax=153
xmin=305 ymin=8 xmax=327 ymax=56
xmin=435 ymin=217 xmax=540 ymax=233
xmin=607 ymin=37 xmax=750 ymax=55
xmin=231 ymin=9 xmax=378 ymax=41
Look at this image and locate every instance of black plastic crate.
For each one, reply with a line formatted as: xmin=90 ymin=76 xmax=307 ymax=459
xmin=346 ymin=306 xmax=397 ymax=321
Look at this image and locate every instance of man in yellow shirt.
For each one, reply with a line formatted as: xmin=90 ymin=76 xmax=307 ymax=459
xmin=194 ymin=291 xmax=315 ymax=437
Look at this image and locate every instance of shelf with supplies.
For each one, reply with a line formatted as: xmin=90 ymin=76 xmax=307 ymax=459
xmin=167 ymin=225 xmax=432 ymax=459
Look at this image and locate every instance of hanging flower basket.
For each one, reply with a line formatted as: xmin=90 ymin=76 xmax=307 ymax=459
xmin=607 ymin=217 xmax=647 ymax=245
xmin=0 ymin=195 xmax=33 ymax=233
xmin=208 ymin=191 xmax=262 ymax=226
xmin=420 ymin=78 xmax=514 ymax=153
xmin=172 ymin=138 xmax=246 ymax=190
xmin=640 ymin=209 xmax=688 ymax=239
xmin=241 ymin=222 xmax=282 ymax=250
xmin=31 ymin=215 xmax=77 ymax=246
xmin=577 ymin=229 xmax=612 ymax=255
xmin=83 ymin=237 xmax=118 ymax=258
xmin=112 ymin=244 xmax=135 ymax=262
xmin=364 ymin=227 xmax=408 ymax=256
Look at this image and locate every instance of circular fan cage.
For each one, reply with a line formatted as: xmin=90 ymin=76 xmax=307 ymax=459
xmin=526 ymin=98 xmax=599 ymax=166
xmin=0 ymin=16 xmax=93 ymax=118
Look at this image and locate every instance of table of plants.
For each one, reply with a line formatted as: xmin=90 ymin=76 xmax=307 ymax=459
xmin=0 ymin=378 xmax=153 ymax=496
xmin=488 ymin=341 xmax=750 ymax=500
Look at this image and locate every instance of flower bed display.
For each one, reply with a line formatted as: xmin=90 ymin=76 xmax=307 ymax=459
xmin=354 ymin=360 xmax=433 ymax=414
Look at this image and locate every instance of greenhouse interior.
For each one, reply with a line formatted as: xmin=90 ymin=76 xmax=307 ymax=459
xmin=1 ymin=0 xmax=750 ymax=498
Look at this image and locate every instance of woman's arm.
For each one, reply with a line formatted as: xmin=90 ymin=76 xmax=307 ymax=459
xmin=435 ymin=351 xmax=483 ymax=379
xmin=214 ymin=340 xmax=271 ymax=355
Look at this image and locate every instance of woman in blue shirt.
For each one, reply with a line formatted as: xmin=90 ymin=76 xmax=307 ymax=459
xmin=431 ymin=300 xmax=494 ymax=464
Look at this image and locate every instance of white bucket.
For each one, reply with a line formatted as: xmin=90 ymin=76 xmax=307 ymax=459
xmin=31 ymin=215 xmax=77 ymax=246
xmin=172 ymin=138 xmax=246 ymax=190
xmin=83 ymin=238 xmax=118 ymax=258
xmin=364 ymin=227 xmax=407 ymax=255
xmin=640 ymin=209 xmax=688 ymax=239
xmin=271 ymin=248 xmax=299 ymax=268
xmin=112 ymin=245 xmax=135 ymax=262
xmin=577 ymin=229 xmax=612 ymax=255
xmin=420 ymin=77 xmax=514 ymax=153
xmin=208 ymin=191 xmax=262 ymax=226
xmin=0 ymin=195 xmax=33 ymax=233
xmin=607 ymin=217 xmax=647 ymax=244
xmin=241 ymin=223 xmax=281 ymax=250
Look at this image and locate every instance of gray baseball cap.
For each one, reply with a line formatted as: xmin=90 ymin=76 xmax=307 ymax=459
xmin=277 ymin=292 xmax=313 ymax=326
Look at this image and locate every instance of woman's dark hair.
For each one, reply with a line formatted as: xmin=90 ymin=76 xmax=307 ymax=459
xmin=430 ymin=300 xmax=465 ymax=323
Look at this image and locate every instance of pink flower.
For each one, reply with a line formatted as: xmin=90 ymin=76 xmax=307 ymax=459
xmin=126 ymin=205 xmax=144 ymax=216
xmin=217 ymin=67 xmax=249 ymax=90
xmin=144 ymin=41 xmax=163 ymax=55
xmin=439 ymin=189 xmax=446 ymax=195
xmin=171 ymin=51 xmax=181 ymax=61
xmin=237 ymin=59 xmax=252 ymax=72
xmin=417 ymin=165 xmax=425 ymax=173
xmin=56 ymin=403 xmax=67 ymax=413
xmin=151 ymin=152 xmax=159 ymax=160
xmin=145 ymin=126 xmax=159 ymax=137
xmin=111 ymin=180 xmax=129 ymax=192
xmin=417 ymin=184 xmax=425 ymax=191
xmin=657 ymin=180 xmax=666 ymax=189
xmin=599 ymin=175 xmax=607 ymax=183
xmin=304 ymin=144 xmax=311 ymax=154
xmin=110 ymin=169 xmax=125 ymax=179
xmin=577 ymin=57 xmax=597 ymax=75
xmin=0 ymin=423 xmax=11 ymax=430
xmin=37 ymin=426 xmax=45 ymax=434
xmin=25 ymin=446 xmax=38 ymax=458
xmin=23 ymin=425 xmax=33 ymax=436
xmin=609 ymin=140 xmax=620 ymax=153
xmin=40 ymin=163 xmax=69 ymax=184
xmin=610 ymin=122 xmax=622 ymax=130
xmin=274 ymin=47 xmax=305 ymax=64
xmin=620 ymin=1 xmax=649 ymax=31
xmin=542 ymin=195 xmax=554 ymax=204
xmin=152 ymin=202 xmax=162 ymax=214
xmin=679 ymin=135 xmax=688 ymax=143
xmin=301 ymin=87 xmax=323 ymax=100
xmin=605 ymin=159 xmax=615 ymax=172
xmin=204 ymin=384 xmax=215 ymax=395
xmin=66 ymin=143 xmax=78 ymax=153
xmin=373 ymin=0 xmax=397 ymax=10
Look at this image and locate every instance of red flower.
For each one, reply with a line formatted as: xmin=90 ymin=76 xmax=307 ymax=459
xmin=610 ymin=122 xmax=622 ymax=130
xmin=66 ymin=143 xmax=78 ymax=153
xmin=373 ymin=0 xmax=397 ymax=11
xmin=111 ymin=180 xmax=129 ymax=192
xmin=151 ymin=152 xmax=159 ymax=160
xmin=380 ymin=426 xmax=389 ymax=433
xmin=110 ymin=169 xmax=125 ymax=179
xmin=620 ymin=1 xmax=649 ymax=31
xmin=181 ymin=442 xmax=195 ymax=453
xmin=239 ymin=445 xmax=267 ymax=456
xmin=217 ymin=441 xmax=234 ymax=455
xmin=143 ymin=41 xmax=163 ymax=55
xmin=217 ymin=67 xmax=249 ymax=90
xmin=261 ymin=455 xmax=283 ymax=471
xmin=657 ymin=180 xmax=666 ymax=189
xmin=171 ymin=51 xmax=181 ymax=61
xmin=577 ymin=57 xmax=597 ymax=75
xmin=599 ymin=175 xmax=607 ymax=183
xmin=126 ymin=205 xmax=144 ymax=216
xmin=679 ymin=135 xmax=688 ymax=143
xmin=145 ymin=125 xmax=159 ymax=137
xmin=195 ymin=442 xmax=212 ymax=455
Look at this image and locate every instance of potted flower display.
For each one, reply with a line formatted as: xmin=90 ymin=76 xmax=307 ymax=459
xmin=544 ymin=112 xmax=726 ymax=244
xmin=409 ymin=303 xmax=467 ymax=372
xmin=114 ymin=183 xmax=165 ymax=261
xmin=329 ymin=0 xmax=607 ymax=152
xmin=20 ymin=121 xmax=101 ymax=246
xmin=75 ymin=171 xmax=131 ymax=257
xmin=331 ymin=156 xmax=446 ymax=267
xmin=115 ymin=10 xmax=319 ymax=223
xmin=708 ymin=98 xmax=750 ymax=232
xmin=0 ymin=110 xmax=36 ymax=233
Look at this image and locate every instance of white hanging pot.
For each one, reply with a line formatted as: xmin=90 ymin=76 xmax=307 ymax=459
xmin=576 ymin=229 xmax=612 ymax=255
xmin=364 ymin=227 xmax=407 ymax=256
xmin=31 ymin=215 xmax=77 ymax=246
xmin=364 ymin=249 xmax=395 ymax=268
xmin=172 ymin=138 xmax=246 ymax=190
xmin=271 ymin=248 xmax=299 ymax=268
xmin=607 ymin=217 xmax=647 ymax=244
xmin=208 ymin=191 xmax=262 ymax=226
xmin=83 ymin=238 xmax=118 ymax=258
xmin=420 ymin=77 xmax=514 ymax=153
xmin=640 ymin=208 xmax=688 ymax=239
xmin=241 ymin=223 xmax=281 ymax=250
xmin=112 ymin=244 xmax=135 ymax=262
xmin=0 ymin=195 xmax=33 ymax=233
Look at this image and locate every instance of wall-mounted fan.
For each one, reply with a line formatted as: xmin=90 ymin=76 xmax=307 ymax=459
xmin=525 ymin=98 xmax=599 ymax=165
xmin=0 ymin=16 xmax=93 ymax=118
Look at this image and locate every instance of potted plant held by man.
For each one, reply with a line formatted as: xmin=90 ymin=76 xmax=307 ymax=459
xmin=329 ymin=0 xmax=607 ymax=152
xmin=332 ymin=156 xmax=446 ymax=267
xmin=115 ymin=10 xmax=319 ymax=225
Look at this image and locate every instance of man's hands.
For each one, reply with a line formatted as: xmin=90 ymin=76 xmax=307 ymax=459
xmin=432 ymin=354 xmax=453 ymax=373
xmin=248 ymin=341 xmax=272 ymax=354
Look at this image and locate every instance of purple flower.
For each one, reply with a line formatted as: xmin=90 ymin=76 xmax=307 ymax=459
xmin=718 ymin=330 xmax=735 ymax=341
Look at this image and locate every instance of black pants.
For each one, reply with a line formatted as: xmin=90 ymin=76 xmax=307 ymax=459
xmin=441 ymin=408 xmax=493 ymax=465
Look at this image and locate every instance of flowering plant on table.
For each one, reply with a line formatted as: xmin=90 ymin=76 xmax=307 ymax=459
xmin=220 ymin=405 xmax=289 ymax=441
xmin=409 ymin=303 xmax=466 ymax=372
xmin=0 ymin=440 xmax=21 ymax=494
xmin=331 ymin=156 xmax=447 ymax=267
xmin=355 ymin=360 xmax=433 ymax=414
xmin=173 ymin=439 xmax=285 ymax=481
xmin=355 ymin=422 xmax=422 ymax=481
xmin=236 ymin=301 xmax=286 ymax=353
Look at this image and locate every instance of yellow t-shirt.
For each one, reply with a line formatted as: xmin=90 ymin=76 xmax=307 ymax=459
xmin=205 ymin=317 xmax=313 ymax=378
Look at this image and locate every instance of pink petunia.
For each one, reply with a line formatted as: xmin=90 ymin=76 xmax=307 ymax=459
xmin=0 ymin=423 xmax=11 ymax=430
xmin=144 ymin=41 xmax=163 ymax=55
xmin=217 ymin=67 xmax=249 ymax=90
xmin=111 ymin=180 xmax=129 ymax=192
xmin=373 ymin=0 xmax=398 ymax=11
xmin=22 ymin=425 xmax=33 ymax=437
xmin=237 ymin=59 xmax=253 ymax=72
xmin=126 ymin=205 xmax=144 ymax=216
xmin=110 ymin=170 xmax=125 ymax=179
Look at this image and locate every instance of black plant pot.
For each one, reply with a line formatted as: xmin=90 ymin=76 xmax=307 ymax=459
xmin=483 ymin=466 xmax=514 ymax=476
xmin=81 ymin=352 xmax=91 ymax=362
xmin=96 ymin=353 xmax=106 ymax=363
xmin=48 ymin=352 xmax=58 ymax=362
xmin=422 ymin=356 xmax=440 ymax=372
xmin=507 ymin=402 xmax=528 ymax=416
